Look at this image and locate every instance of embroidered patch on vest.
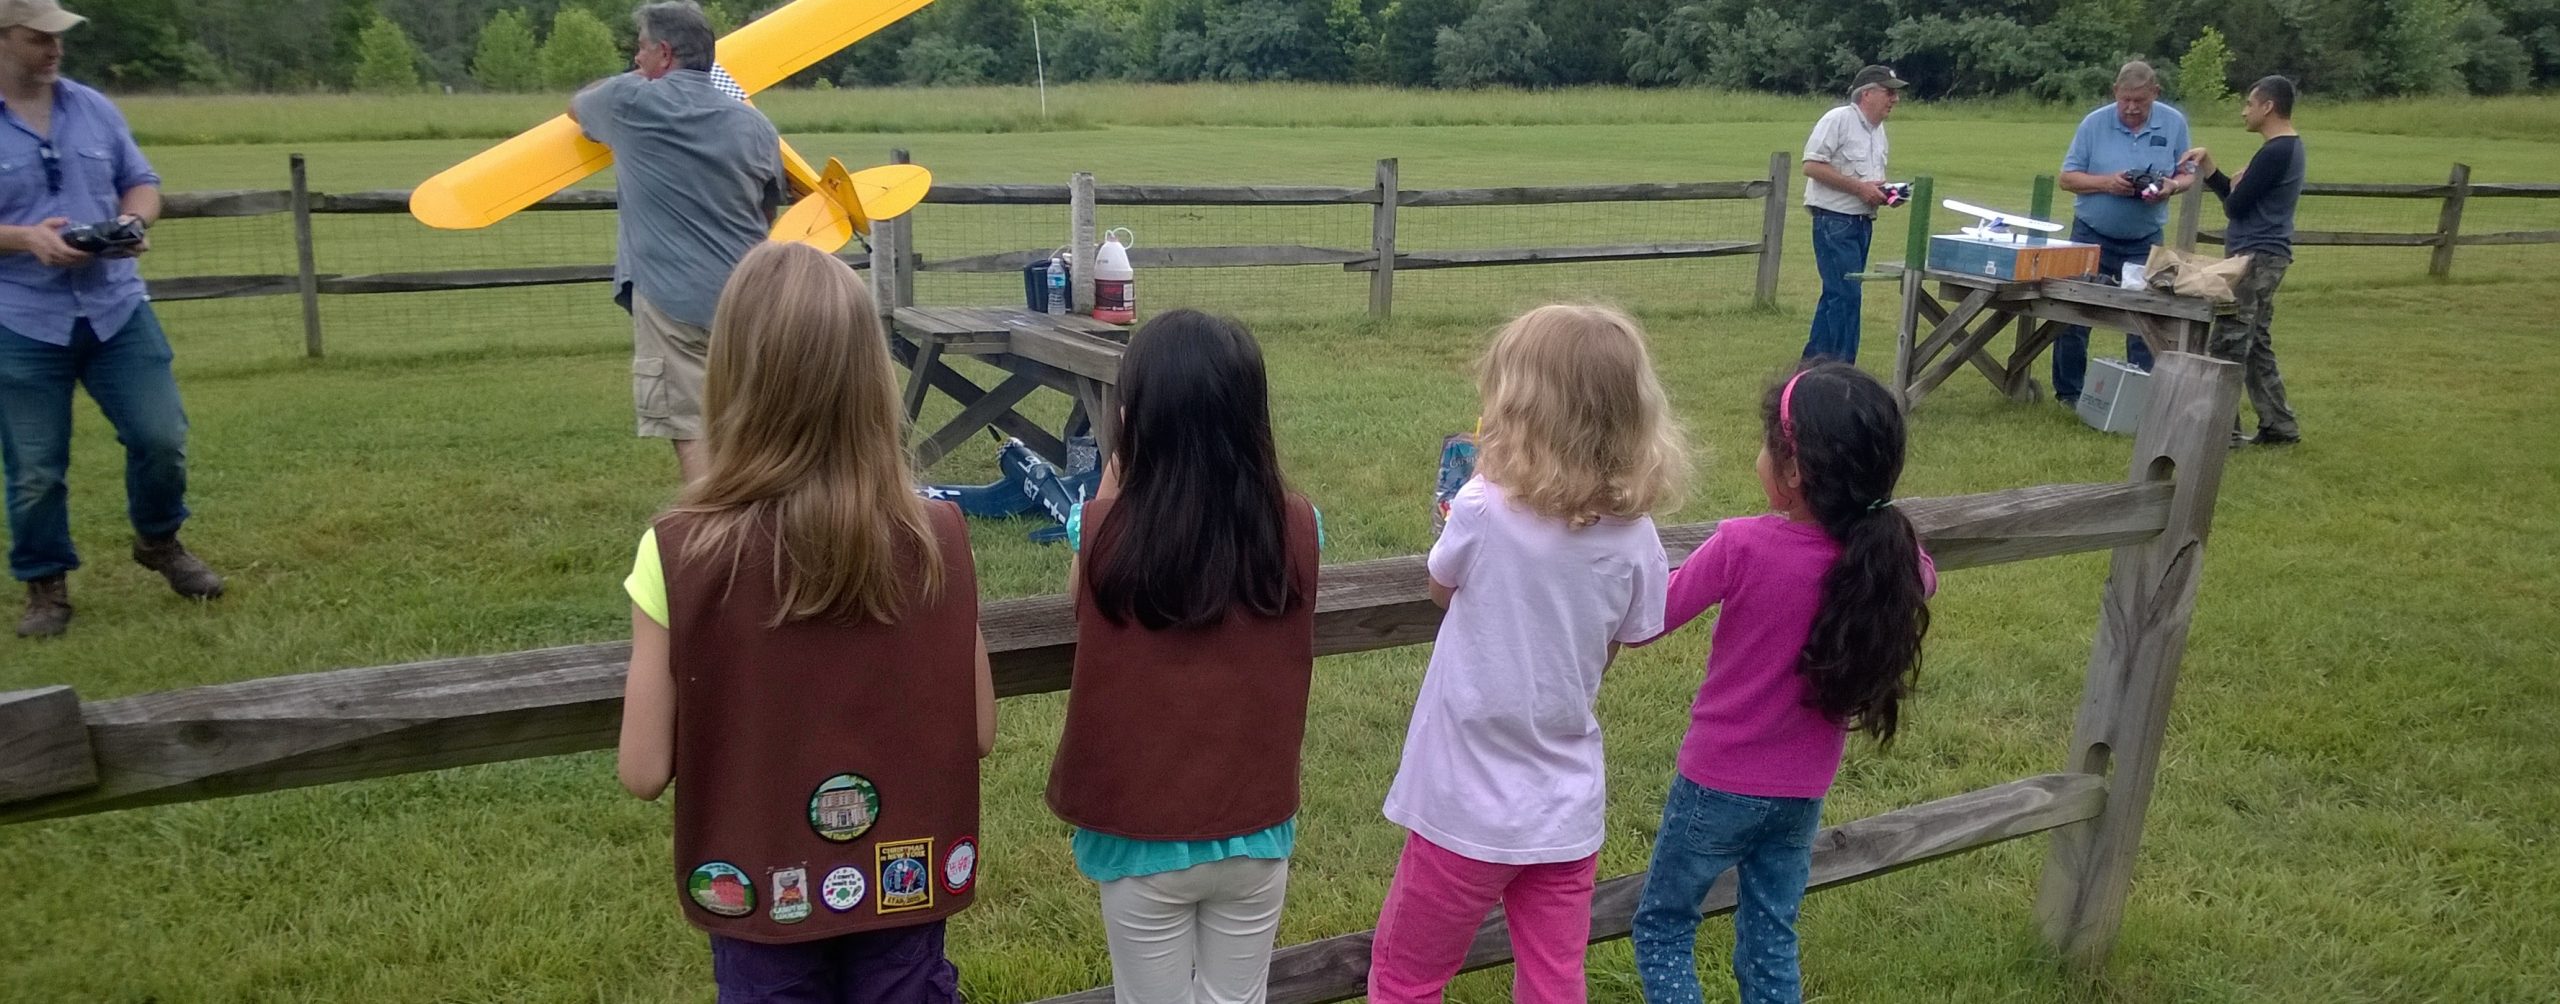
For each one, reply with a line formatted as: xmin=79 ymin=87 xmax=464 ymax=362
xmin=808 ymin=773 xmax=882 ymax=843
xmin=688 ymin=861 xmax=754 ymax=917
xmin=769 ymin=866 xmax=812 ymax=924
xmin=876 ymin=839 xmax=934 ymax=914
xmin=821 ymin=865 xmax=867 ymax=912
xmin=943 ymin=836 xmax=978 ymax=894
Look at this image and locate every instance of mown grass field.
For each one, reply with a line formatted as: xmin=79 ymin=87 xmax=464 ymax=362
xmin=2 ymin=85 xmax=2557 ymax=1003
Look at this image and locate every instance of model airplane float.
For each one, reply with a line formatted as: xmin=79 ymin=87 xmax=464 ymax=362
xmin=409 ymin=0 xmax=939 ymax=252
xmin=1941 ymin=198 xmax=2066 ymax=243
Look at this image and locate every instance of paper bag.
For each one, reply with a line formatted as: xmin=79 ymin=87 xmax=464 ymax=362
xmin=2142 ymin=246 xmax=2254 ymax=303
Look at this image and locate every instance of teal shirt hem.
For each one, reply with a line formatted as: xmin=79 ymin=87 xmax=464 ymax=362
xmin=1072 ymin=818 xmax=1297 ymax=883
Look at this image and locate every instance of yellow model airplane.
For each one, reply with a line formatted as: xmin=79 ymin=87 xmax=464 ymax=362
xmin=409 ymin=0 xmax=937 ymax=252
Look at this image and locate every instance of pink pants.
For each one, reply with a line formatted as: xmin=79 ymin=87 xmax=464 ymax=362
xmin=1367 ymin=831 xmax=1600 ymax=1004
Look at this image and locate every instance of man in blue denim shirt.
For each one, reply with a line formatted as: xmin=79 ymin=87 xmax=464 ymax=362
xmin=0 ymin=0 xmax=222 ymax=638
xmin=2051 ymin=60 xmax=2198 ymax=405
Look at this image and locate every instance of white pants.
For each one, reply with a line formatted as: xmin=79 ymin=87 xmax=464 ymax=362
xmin=1096 ymin=856 xmax=1291 ymax=1004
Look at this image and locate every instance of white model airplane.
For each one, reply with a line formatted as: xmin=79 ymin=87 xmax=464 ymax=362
xmin=1943 ymin=198 xmax=2065 ymax=242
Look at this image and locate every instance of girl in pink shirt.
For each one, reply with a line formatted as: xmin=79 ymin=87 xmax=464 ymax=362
xmin=1629 ymin=361 xmax=1935 ymax=1004
xmin=1370 ymin=305 xmax=1690 ymax=1004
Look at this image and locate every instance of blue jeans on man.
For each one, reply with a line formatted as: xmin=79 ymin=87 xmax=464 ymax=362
xmin=1631 ymin=775 xmax=1826 ymax=1004
xmin=0 ymin=305 xmax=192 ymax=582
xmin=1803 ymin=207 xmax=1873 ymax=363
xmin=2049 ymin=219 xmax=2158 ymax=403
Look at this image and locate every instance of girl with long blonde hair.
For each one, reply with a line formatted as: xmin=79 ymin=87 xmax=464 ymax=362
xmin=615 ymin=241 xmax=995 ymax=1004
xmin=1370 ymin=304 xmax=1689 ymax=1004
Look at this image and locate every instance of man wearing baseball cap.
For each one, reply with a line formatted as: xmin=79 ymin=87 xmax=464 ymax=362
xmin=0 ymin=0 xmax=224 ymax=638
xmin=1799 ymin=64 xmax=1907 ymax=364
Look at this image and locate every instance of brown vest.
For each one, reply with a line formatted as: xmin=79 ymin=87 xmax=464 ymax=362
xmin=1046 ymin=494 xmax=1320 ymax=840
xmin=661 ymin=502 xmax=979 ymax=944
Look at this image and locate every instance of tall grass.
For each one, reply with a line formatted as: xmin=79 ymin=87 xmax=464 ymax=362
xmin=113 ymin=83 xmax=2560 ymax=147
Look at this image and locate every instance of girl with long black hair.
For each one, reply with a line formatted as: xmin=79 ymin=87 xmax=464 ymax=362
xmin=1044 ymin=309 xmax=1322 ymax=1003
xmin=1628 ymin=360 xmax=1936 ymax=1004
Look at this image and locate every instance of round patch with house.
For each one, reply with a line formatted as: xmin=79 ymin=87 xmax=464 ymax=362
xmin=688 ymin=861 xmax=755 ymax=918
xmin=807 ymin=773 xmax=882 ymax=843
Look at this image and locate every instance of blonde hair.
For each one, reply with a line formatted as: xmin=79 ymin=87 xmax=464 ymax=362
xmin=1474 ymin=304 xmax=1689 ymax=527
xmin=671 ymin=241 xmax=942 ymax=625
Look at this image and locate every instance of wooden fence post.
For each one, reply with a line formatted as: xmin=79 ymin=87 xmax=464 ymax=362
xmin=2173 ymin=182 xmax=2203 ymax=253
xmin=2033 ymin=350 xmax=2244 ymax=970
xmin=1890 ymin=176 xmax=1934 ymax=411
xmin=1369 ymin=157 xmax=1398 ymax=320
xmin=870 ymin=149 xmax=914 ymax=319
xmin=1070 ymin=171 xmax=1097 ymax=317
xmin=0 ymin=686 xmax=96 ymax=804
xmin=1755 ymin=150 xmax=1789 ymax=308
xmin=2430 ymin=162 xmax=2471 ymax=278
xmin=288 ymin=154 xmax=323 ymax=359
xmin=2029 ymin=174 xmax=2055 ymax=227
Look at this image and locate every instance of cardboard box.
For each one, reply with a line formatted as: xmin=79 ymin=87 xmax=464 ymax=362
xmin=1929 ymin=234 xmax=2103 ymax=282
xmin=2076 ymin=357 xmax=2150 ymax=434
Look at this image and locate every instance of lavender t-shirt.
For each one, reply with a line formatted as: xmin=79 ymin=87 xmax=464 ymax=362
xmin=1382 ymin=478 xmax=1668 ymax=865
xmin=1659 ymin=514 xmax=1937 ymax=799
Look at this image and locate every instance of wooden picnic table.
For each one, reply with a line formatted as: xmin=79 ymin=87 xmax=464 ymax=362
xmin=1888 ymin=268 xmax=2233 ymax=410
xmin=889 ymin=307 xmax=1131 ymax=468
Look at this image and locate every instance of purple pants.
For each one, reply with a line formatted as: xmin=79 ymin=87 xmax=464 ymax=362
xmin=709 ymin=922 xmax=958 ymax=1004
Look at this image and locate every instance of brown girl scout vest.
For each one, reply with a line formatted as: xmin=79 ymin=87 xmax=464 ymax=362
xmin=660 ymin=501 xmax=980 ymax=943
xmin=1046 ymin=494 xmax=1320 ymax=840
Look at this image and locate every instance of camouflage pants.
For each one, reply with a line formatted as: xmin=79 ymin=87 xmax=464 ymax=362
xmin=2208 ymin=254 xmax=2299 ymax=438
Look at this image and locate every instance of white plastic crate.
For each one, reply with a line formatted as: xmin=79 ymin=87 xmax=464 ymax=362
xmin=2076 ymin=357 xmax=2150 ymax=434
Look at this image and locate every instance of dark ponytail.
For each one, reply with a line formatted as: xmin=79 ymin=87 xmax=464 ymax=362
xmin=1762 ymin=362 xmax=1931 ymax=745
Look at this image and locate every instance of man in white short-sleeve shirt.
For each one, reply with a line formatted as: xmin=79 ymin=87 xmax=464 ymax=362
xmin=1799 ymin=64 xmax=1908 ymax=364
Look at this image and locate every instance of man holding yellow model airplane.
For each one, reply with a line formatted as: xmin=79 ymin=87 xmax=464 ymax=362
xmin=567 ymin=1 xmax=785 ymax=484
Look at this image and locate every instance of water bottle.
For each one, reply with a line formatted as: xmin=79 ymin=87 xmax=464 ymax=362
xmin=1045 ymin=252 xmax=1070 ymax=315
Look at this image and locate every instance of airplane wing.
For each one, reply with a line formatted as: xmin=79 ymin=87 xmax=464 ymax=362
xmin=410 ymin=0 xmax=939 ymax=230
xmin=1941 ymin=198 xmax=2065 ymax=233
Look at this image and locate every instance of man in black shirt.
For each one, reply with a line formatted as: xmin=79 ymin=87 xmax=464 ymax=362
xmin=2183 ymin=75 xmax=2306 ymax=447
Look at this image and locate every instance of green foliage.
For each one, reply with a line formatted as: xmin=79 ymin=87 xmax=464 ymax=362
xmin=2380 ymin=0 xmax=2471 ymax=93
xmin=540 ymin=6 xmax=624 ymax=91
xmin=901 ymin=34 xmax=1000 ymax=85
xmin=1432 ymin=0 xmax=1546 ymax=87
xmin=2180 ymin=26 xmax=2236 ymax=106
xmin=470 ymin=9 xmax=543 ymax=93
xmin=2456 ymin=3 xmax=2537 ymax=93
xmin=351 ymin=14 xmax=423 ymax=93
xmin=1159 ymin=0 xmax=1322 ymax=80
xmin=1382 ymin=0 xmax=1473 ymax=86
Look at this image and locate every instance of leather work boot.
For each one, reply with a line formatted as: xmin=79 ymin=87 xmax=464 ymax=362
xmin=18 ymin=576 xmax=70 ymax=638
xmin=133 ymin=535 xmax=225 ymax=600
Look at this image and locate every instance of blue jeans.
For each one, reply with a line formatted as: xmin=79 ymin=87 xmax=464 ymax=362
xmin=0 ymin=305 xmax=192 ymax=582
xmin=1632 ymin=775 xmax=1824 ymax=1004
xmin=2050 ymin=220 xmax=2159 ymax=402
xmin=1802 ymin=208 xmax=1872 ymax=363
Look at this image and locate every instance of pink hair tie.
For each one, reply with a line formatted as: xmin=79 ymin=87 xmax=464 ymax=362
xmin=1780 ymin=370 xmax=1808 ymax=451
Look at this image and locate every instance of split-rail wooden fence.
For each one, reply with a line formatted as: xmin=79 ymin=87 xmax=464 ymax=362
xmin=1 ymin=349 xmax=2249 ymax=999
xmin=148 ymin=152 xmax=1797 ymax=358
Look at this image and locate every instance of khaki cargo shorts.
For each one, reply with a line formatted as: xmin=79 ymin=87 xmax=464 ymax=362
xmin=631 ymin=291 xmax=711 ymax=441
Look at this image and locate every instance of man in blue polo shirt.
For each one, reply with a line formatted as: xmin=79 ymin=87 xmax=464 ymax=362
xmin=2052 ymin=60 xmax=2197 ymax=406
xmin=0 ymin=0 xmax=222 ymax=638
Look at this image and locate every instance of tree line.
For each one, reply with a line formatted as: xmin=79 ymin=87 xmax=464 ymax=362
xmin=61 ymin=0 xmax=2560 ymax=98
